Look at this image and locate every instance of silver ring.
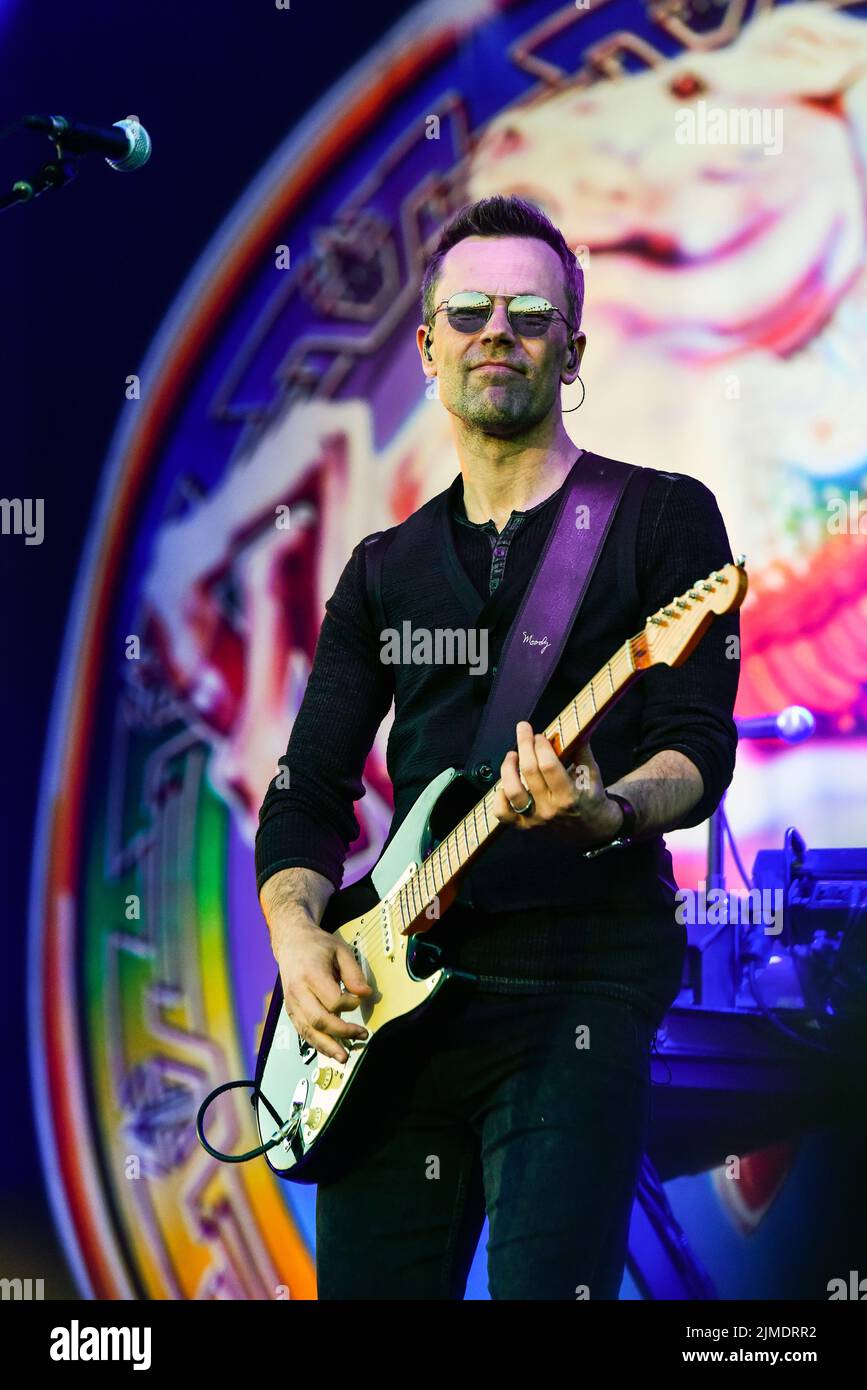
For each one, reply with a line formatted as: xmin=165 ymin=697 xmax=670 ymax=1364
xmin=511 ymin=794 xmax=534 ymax=815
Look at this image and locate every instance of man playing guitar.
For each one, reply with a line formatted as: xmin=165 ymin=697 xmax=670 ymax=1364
xmin=255 ymin=194 xmax=740 ymax=1299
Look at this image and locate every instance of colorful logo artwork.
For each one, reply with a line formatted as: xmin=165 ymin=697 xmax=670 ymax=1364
xmin=30 ymin=0 xmax=867 ymax=1299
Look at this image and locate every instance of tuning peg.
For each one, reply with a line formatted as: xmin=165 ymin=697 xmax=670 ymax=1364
xmin=675 ymin=599 xmax=688 ymax=609
xmin=713 ymin=573 xmax=726 ymax=582
xmin=688 ymin=591 xmax=700 ymax=600
xmin=662 ymin=607 xmax=676 ymax=616
xmin=701 ymin=583 xmax=714 ymax=591
xmin=735 ymin=553 xmax=746 ymax=567
xmin=649 ymin=615 xmax=664 ymax=625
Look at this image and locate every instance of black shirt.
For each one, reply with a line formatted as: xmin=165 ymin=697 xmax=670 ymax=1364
xmin=254 ymin=458 xmax=740 ymax=1025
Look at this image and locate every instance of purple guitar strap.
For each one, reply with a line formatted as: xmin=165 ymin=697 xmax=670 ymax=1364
xmin=462 ymin=450 xmax=641 ymax=792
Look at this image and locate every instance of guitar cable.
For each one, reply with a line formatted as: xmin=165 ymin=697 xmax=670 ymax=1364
xmin=196 ymin=1077 xmax=302 ymax=1164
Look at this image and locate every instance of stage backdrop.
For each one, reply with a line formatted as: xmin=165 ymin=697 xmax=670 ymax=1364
xmin=30 ymin=0 xmax=867 ymax=1299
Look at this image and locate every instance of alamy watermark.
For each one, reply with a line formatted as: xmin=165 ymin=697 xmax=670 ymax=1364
xmin=0 ymin=497 xmax=43 ymax=545
xmin=380 ymin=623 xmax=489 ymax=675
xmin=674 ymin=99 xmax=784 ymax=156
xmin=826 ymin=491 xmax=867 ymax=534
xmin=49 ymin=1319 xmax=151 ymax=1370
xmin=675 ymin=884 xmax=783 ymax=935
xmin=1 ymin=1276 xmax=44 ymax=1299
xmin=827 ymin=1270 xmax=867 ymax=1300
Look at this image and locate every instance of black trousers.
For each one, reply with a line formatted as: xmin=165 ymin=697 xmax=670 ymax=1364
xmin=315 ymin=979 xmax=654 ymax=1299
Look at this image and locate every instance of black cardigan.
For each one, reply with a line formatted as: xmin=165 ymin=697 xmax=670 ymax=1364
xmin=254 ymin=459 xmax=740 ymax=1016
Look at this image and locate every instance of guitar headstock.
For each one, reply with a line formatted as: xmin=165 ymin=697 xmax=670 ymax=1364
xmin=631 ymin=556 xmax=748 ymax=670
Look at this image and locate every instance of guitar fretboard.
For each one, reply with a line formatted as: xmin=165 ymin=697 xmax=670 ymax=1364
xmin=387 ymin=637 xmax=639 ymax=934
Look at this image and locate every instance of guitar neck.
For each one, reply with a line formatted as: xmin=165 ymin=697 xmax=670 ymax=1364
xmin=389 ymin=634 xmax=645 ymax=931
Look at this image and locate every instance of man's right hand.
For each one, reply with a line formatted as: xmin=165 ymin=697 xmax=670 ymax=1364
xmin=274 ymin=916 xmax=373 ymax=1064
xmin=260 ymin=866 xmax=374 ymax=1063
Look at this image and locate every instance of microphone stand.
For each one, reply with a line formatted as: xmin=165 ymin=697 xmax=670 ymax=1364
xmin=707 ymin=705 xmax=816 ymax=892
xmin=0 ymin=152 xmax=80 ymax=213
xmin=707 ymin=793 xmax=727 ymax=892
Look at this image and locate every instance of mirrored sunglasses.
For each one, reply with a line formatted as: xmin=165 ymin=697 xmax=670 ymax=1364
xmin=435 ymin=291 xmax=569 ymax=338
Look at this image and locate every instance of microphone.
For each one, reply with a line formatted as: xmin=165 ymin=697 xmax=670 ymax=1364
xmin=735 ymin=705 xmax=816 ymax=742
xmin=24 ymin=113 xmax=152 ymax=172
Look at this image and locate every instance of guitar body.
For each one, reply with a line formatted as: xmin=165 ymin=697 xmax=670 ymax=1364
xmin=253 ymin=765 xmax=479 ymax=1184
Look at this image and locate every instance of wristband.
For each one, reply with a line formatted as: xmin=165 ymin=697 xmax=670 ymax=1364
xmin=581 ymin=791 xmax=637 ymax=859
xmin=605 ymin=791 xmax=637 ymax=839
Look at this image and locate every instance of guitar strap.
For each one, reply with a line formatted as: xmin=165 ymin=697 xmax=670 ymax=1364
xmin=365 ymin=450 xmax=655 ymax=787
xmin=462 ymin=450 xmax=649 ymax=788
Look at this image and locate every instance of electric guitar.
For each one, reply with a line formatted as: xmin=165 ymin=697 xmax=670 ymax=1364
xmin=251 ymin=558 xmax=748 ymax=1182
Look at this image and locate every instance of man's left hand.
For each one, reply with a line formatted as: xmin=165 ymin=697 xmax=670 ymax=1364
xmin=491 ymin=720 xmax=623 ymax=846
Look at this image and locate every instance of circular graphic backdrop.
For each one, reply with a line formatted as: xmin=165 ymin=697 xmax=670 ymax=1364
xmin=30 ymin=0 xmax=867 ymax=1299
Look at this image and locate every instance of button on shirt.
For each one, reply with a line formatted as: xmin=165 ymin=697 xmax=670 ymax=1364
xmin=451 ymin=484 xmax=551 ymax=595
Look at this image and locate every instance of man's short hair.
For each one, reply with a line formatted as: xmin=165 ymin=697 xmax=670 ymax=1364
xmin=420 ymin=193 xmax=584 ymax=336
